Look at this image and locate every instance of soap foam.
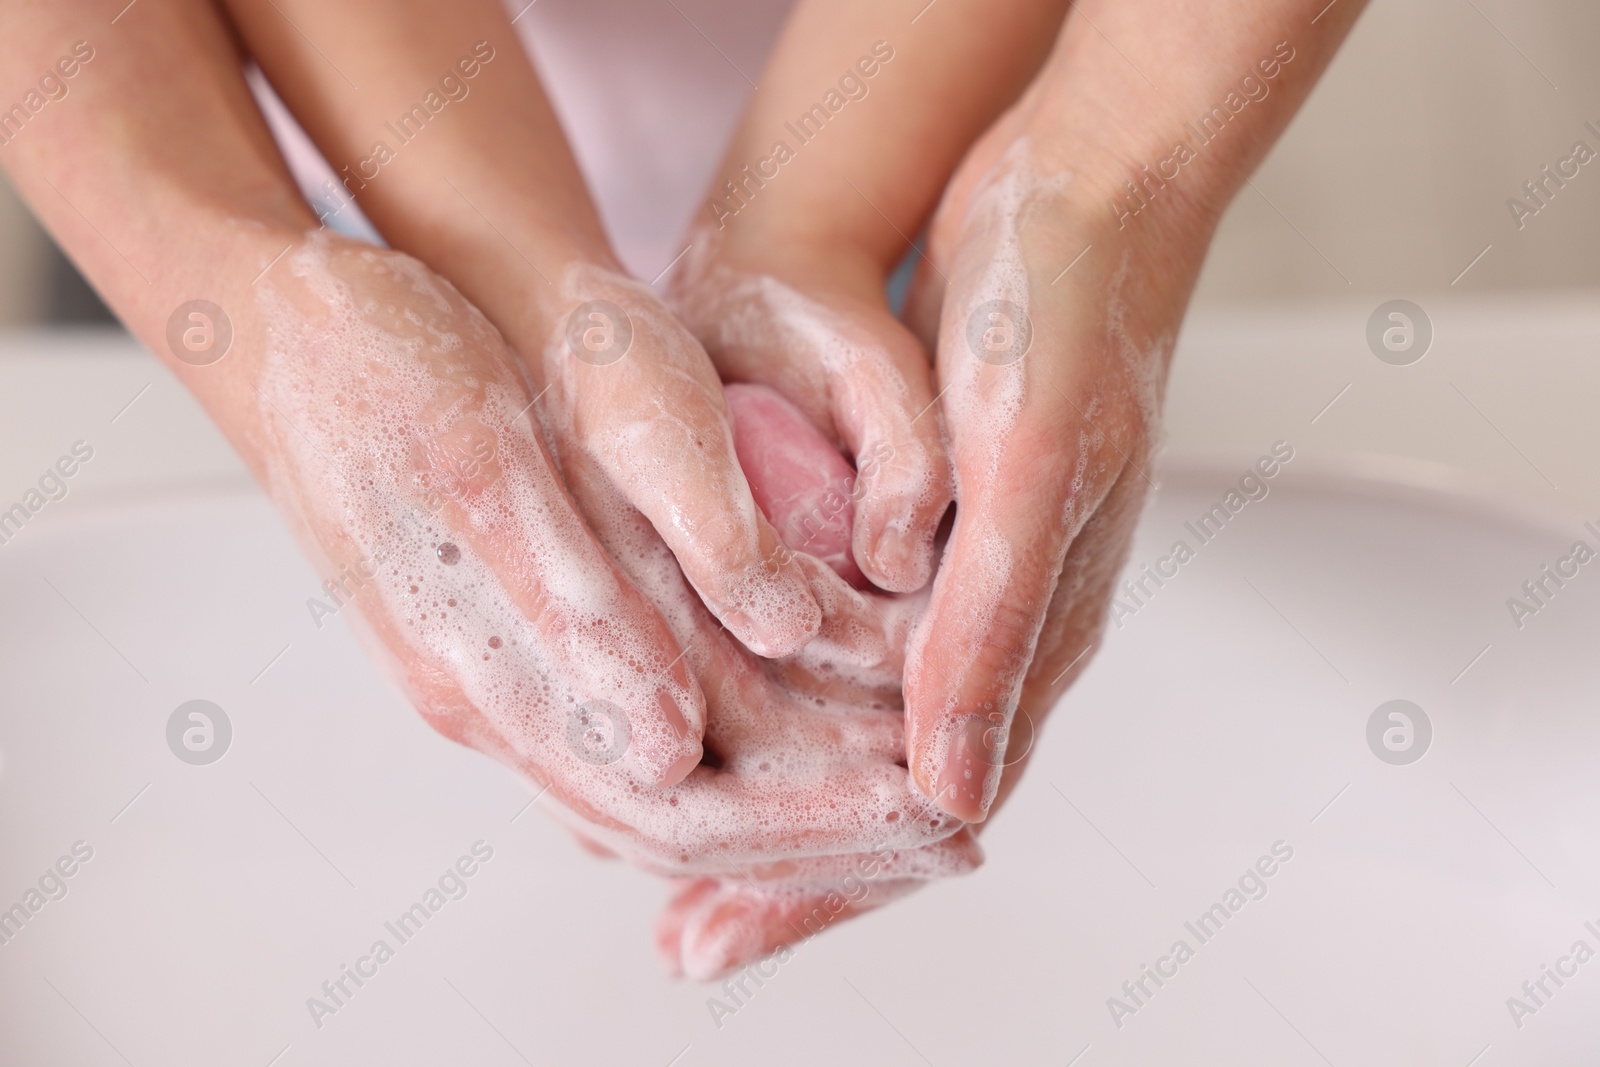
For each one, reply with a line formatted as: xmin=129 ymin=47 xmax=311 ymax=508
xmin=669 ymin=244 xmax=948 ymax=587
xmin=253 ymin=232 xmax=962 ymax=876
xmin=540 ymin=261 xmax=824 ymax=658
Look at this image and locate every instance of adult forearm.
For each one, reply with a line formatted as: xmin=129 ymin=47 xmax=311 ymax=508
xmin=0 ymin=0 xmax=316 ymax=354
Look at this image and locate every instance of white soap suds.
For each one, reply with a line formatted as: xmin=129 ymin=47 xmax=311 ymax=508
xmin=253 ymin=232 xmax=962 ymax=876
xmin=669 ymin=242 xmax=951 ymax=592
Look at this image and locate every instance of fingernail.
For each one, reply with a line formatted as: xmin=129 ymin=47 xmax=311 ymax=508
xmin=934 ymin=714 xmax=1002 ymax=822
xmin=657 ymin=741 xmax=703 ymax=787
xmin=869 ymin=523 xmax=908 ymax=575
xmin=867 ymin=523 xmax=931 ymax=593
xmin=722 ymin=565 xmax=821 ymax=658
xmin=652 ymin=687 xmax=704 ymax=785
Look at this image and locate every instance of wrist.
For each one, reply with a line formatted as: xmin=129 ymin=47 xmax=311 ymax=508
xmin=1016 ymin=9 xmax=1324 ymax=241
xmin=677 ymin=217 xmax=890 ymax=317
xmin=414 ymin=212 xmax=619 ymax=362
xmin=1012 ymin=92 xmax=1230 ymax=259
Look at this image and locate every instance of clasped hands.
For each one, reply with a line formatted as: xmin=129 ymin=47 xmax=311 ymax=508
xmin=2 ymin=0 xmax=1352 ymax=980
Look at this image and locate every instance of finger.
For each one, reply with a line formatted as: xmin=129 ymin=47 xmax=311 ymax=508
xmin=902 ymin=397 xmax=1087 ymax=821
xmin=736 ymin=827 xmax=983 ymax=890
xmin=986 ymin=461 xmax=1148 ymax=818
xmin=905 ymin=265 xmax=1147 ymax=822
xmin=725 ymin=382 xmax=930 ymax=703
xmin=656 ymin=878 xmax=721 ymax=977
xmin=661 ymin=833 xmax=980 ymax=981
xmin=696 ymin=631 xmax=910 ymax=767
xmin=349 ymin=406 xmax=964 ymax=875
xmin=668 ymin=880 xmax=904 ymax=981
xmin=674 ymin=264 xmax=953 ymax=593
xmin=425 ymin=547 xmax=967 ymax=875
xmin=545 ymin=269 xmax=822 ymax=658
xmin=765 ymin=550 xmax=927 ymax=708
xmin=542 ymin=757 xmax=963 ymax=878
xmin=820 ymin=303 xmax=954 ymax=594
xmin=488 ymin=386 xmax=966 ymax=870
xmin=555 ymin=393 xmax=921 ymax=711
xmin=630 ymin=642 xmax=966 ymax=869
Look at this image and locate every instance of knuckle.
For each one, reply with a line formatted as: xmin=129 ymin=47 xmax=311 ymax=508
xmin=975 ymin=593 xmax=1046 ymax=678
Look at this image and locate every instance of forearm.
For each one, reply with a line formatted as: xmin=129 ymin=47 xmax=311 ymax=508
xmin=222 ymin=0 xmax=615 ymax=349
xmin=0 ymin=1 xmax=315 ymax=347
xmin=698 ymin=0 xmax=1069 ymax=284
xmin=0 ymin=0 xmax=327 ymax=473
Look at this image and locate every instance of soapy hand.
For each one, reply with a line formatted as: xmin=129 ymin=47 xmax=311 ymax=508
xmin=529 ymin=263 xmax=826 ymax=660
xmin=670 ymin=246 xmax=954 ymax=595
xmin=679 ymin=0 xmax=1361 ymax=829
xmin=897 ymin=125 xmax=1174 ymax=821
xmin=217 ymin=0 xmax=826 ymax=665
xmin=250 ymin=233 xmax=967 ymax=893
xmin=894 ymin=0 xmax=1364 ymax=822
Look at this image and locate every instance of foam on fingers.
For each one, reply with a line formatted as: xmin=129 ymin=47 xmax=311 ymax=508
xmin=249 ymin=232 xmax=975 ymax=908
xmin=541 ymin=263 xmax=823 ymax=659
xmin=253 ymin=233 xmax=704 ymax=787
xmin=670 ymin=250 xmax=953 ymax=594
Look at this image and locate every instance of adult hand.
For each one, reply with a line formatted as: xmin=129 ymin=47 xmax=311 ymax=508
xmin=901 ymin=0 xmax=1367 ymax=821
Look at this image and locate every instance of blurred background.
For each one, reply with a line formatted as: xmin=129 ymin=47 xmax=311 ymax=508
xmin=1 ymin=0 xmax=1595 ymax=324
